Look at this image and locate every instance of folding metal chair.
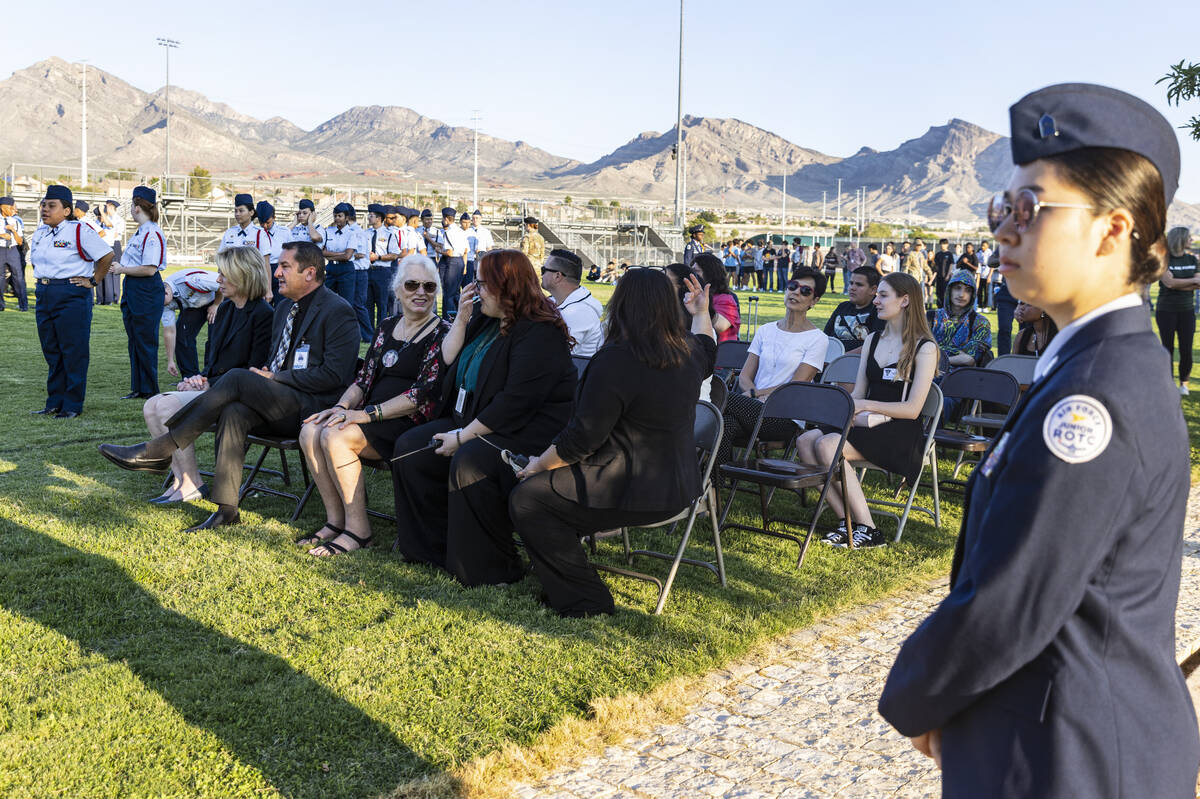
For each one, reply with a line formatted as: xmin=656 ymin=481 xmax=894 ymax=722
xmin=850 ymin=383 xmax=944 ymax=542
xmin=824 ymin=336 xmax=845 ymax=366
xmin=714 ymin=340 xmax=751 ymax=388
xmin=592 ymin=400 xmax=727 ymax=614
xmin=238 ymin=435 xmax=315 ymax=521
xmin=821 ymin=353 xmax=860 ymax=389
xmin=718 ymin=381 xmax=856 ymax=566
xmin=961 ymin=355 xmax=1038 ymax=431
xmin=934 ymin=367 xmax=1020 ymax=484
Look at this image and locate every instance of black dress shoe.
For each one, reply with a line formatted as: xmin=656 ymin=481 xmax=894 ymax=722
xmin=97 ymin=442 xmax=172 ymax=472
xmin=183 ymin=508 xmax=240 ymax=533
xmin=122 ymin=392 xmax=157 ymax=400
xmin=54 ymin=410 xmax=81 ymax=419
xmin=32 ymin=407 xmax=61 ymax=415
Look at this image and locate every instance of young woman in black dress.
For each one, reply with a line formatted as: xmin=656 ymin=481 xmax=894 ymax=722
xmin=795 ymin=272 xmax=938 ymax=547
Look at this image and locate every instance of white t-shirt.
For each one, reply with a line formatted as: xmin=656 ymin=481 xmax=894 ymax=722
xmin=748 ymin=323 xmax=826 ymax=391
xmin=877 ymin=253 xmax=898 ymax=273
xmin=555 ymin=286 xmax=605 ymax=357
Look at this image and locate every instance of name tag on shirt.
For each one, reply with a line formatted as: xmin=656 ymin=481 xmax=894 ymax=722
xmin=455 ymin=387 xmax=468 ymax=415
xmin=293 ymin=344 xmax=310 ymax=370
xmin=882 ymin=367 xmax=898 ymax=381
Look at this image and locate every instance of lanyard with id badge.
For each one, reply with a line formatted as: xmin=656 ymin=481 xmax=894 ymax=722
xmin=293 ymin=342 xmax=310 ymax=370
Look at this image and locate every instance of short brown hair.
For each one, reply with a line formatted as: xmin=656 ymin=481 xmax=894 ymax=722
xmin=1048 ymin=148 xmax=1167 ymax=285
xmin=281 ymin=240 xmax=325 ymax=282
xmin=132 ymin=196 xmax=158 ymax=223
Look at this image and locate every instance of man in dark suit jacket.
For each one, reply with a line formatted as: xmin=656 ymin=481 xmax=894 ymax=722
xmin=100 ymin=241 xmax=360 ymax=531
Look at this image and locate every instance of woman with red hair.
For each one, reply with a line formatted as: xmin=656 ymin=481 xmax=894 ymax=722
xmin=391 ymin=249 xmax=576 ymax=585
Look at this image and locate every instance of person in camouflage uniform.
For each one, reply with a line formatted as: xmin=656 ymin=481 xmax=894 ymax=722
xmin=519 ymin=216 xmax=546 ymax=269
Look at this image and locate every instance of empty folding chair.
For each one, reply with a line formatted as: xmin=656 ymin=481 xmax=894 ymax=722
xmin=934 ymin=367 xmax=1020 ymax=485
xmin=714 ymin=340 xmax=751 ymax=388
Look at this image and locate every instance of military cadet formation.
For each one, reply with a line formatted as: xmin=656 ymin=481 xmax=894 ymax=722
xmin=7 ymin=78 xmax=1200 ymax=797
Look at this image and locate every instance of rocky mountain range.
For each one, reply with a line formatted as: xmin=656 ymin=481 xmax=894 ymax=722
xmin=2 ymin=56 xmax=1196 ymax=226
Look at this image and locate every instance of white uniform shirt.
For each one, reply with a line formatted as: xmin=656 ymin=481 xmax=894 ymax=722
xmin=400 ymin=225 xmax=426 ymax=255
xmin=416 ymin=225 xmax=438 ymax=256
xmin=290 ymin=222 xmax=321 ymax=245
xmin=109 ymin=212 xmax=126 ymax=244
xmin=121 ymin=221 xmax=166 ymax=269
xmin=555 ymin=286 xmax=605 ymax=357
xmin=1 ymin=213 xmax=24 ymax=248
xmin=323 ymin=223 xmax=357 ymax=263
xmin=261 ymin=222 xmax=290 ymax=265
xmin=347 ymin=223 xmax=370 ymax=270
xmin=165 ymin=268 xmax=220 ymax=309
xmin=439 ymin=224 xmax=470 ymax=259
xmin=30 ymin=220 xmax=112 ymax=279
xmin=469 ymin=224 xmax=494 ymax=259
xmin=369 ymin=224 xmax=400 ymax=264
xmin=218 ymin=223 xmax=271 ymax=260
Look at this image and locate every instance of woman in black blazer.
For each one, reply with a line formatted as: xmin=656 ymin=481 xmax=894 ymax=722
xmin=391 ymin=249 xmax=576 ymax=584
xmin=510 ymin=268 xmax=716 ymax=616
xmin=142 ymin=246 xmax=273 ymax=503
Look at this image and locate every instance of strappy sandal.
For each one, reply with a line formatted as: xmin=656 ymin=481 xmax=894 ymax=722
xmin=295 ymin=523 xmax=344 ymax=546
xmin=309 ymin=529 xmax=373 ymax=557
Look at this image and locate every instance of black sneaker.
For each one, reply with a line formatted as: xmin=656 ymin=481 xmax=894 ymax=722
xmin=851 ymin=526 xmax=888 ymax=548
xmin=822 ymin=521 xmax=848 ymax=546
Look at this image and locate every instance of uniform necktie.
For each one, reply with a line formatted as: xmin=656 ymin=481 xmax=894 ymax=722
xmin=269 ymin=303 xmax=298 ymax=373
xmin=238 ymin=230 xmax=246 ymax=237
xmin=371 ymin=229 xmax=377 ymax=254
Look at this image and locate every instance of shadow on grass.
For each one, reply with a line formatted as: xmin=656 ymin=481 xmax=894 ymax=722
xmin=0 ymin=519 xmax=443 ymax=799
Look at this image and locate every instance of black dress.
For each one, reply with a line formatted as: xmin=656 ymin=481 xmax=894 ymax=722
xmin=846 ymin=334 xmax=932 ymax=483
xmin=358 ymin=330 xmax=434 ymax=455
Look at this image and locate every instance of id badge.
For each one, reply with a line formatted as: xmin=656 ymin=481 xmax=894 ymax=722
xmin=455 ymin=387 xmax=468 ymax=415
xmin=882 ymin=367 xmax=898 ymax=381
xmin=292 ymin=344 xmax=310 ymax=370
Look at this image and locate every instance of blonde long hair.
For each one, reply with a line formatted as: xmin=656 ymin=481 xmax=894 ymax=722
xmin=880 ymin=272 xmax=933 ymax=381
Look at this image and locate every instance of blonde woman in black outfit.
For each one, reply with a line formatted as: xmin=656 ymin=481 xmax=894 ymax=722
xmin=510 ymin=269 xmax=716 ymax=616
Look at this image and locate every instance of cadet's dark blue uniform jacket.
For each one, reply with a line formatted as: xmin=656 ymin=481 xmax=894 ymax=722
xmin=879 ymin=305 xmax=1200 ymax=797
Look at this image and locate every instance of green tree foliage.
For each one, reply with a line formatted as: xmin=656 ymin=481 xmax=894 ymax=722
xmin=694 ymin=210 xmax=720 ymax=224
xmin=688 ymin=215 xmax=716 ymax=242
xmin=609 ymin=200 xmax=620 ymax=208
xmin=1159 ymin=61 xmax=1200 ymax=141
xmin=187 ymin=167 xmax=212 ymax=199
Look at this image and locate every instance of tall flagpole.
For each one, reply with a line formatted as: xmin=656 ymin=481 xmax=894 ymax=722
xmin=673 ymin=0 xmax=684 ymax=229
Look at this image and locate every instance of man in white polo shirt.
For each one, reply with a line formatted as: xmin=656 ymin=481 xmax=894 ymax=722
xmin=540 ymin=248 xmax=603 ymax=356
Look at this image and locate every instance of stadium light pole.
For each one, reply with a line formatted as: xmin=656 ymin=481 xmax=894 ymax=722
xmin=157 ymin=38 xmax=179 ymax=182
xmin=471 ymin=110 xmax=481 ymax=212
xmin=673 ymin=0 xmax=685 ymax=229
xmin=80 ymin=61 xmax=87 ymax=187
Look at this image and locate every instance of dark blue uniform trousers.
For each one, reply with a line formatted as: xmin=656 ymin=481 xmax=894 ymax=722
xmin=993 ymin=282 xmax=1018 ymax=355
xmin=175 ymin=306 xmax=208 ymax=379
xmin=324 ymin=262 xmax=355 ymax=309
xmin=121 ymin=273 xmax=163 ymax=395
xmin=1 ymin=248 xmax=26 ymax=310
xmin=367 ymin=265 xmax=394 ymax=331
xmin=352 ymin=268 xmax=372 ymax=341
xmin=35 ymin=280 xmax=92 ymax=414
xmin=439 ymin=256 xmax=464 ymax=318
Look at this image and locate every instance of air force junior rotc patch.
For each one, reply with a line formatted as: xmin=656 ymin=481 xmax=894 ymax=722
xmin=1042 ymin=394 xmax=1113 ymax=464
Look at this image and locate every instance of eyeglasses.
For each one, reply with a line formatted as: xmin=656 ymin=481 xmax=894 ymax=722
xmin=475 ymin=279 xmax=488 ymax=290
xmin=987 ymin=188 xmax=1094 ymax=234
xmin=540 ymin=267 xmax=561 ymax=276
xmin=785 ymin=281 xmax=815 ymax=296
xmin=403 ymin=280 xmax=438 ymax=293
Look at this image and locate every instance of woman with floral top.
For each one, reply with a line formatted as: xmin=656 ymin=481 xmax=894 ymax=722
xmin=296 ymin=255 xmax=465 ymax=557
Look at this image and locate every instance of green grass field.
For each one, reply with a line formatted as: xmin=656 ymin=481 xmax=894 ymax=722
xmin=0 ymin=276 xmax=1195 ymax=798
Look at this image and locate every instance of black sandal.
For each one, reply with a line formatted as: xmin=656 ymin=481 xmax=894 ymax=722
xmin=309 ymin=529 xmax=372 ymax=557
xmin=295 ymin=523 xmax=344 ymax=546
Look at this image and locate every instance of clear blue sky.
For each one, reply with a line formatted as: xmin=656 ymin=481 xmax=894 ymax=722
xmin=3 ymin=0 xmax=1197 ymax=201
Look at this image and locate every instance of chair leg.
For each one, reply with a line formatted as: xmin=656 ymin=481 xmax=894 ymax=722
xmin=841 ymin=459 xmax=855 ymax=550
xmin=654 ymin=508 xmax=701 ymax=615
xmin=930 ymin=449 xmax=941 ymax=531
xmin=717 ymin=479 xmax=741 ymax=529
xmin=238 ymin=444 xmax=272 ymax=502
xmin=708 ymin=485 xmax=726 ymax=587
xmin=290 ymin=455 xmax=315 ymax=521
xmin=278 ymin=448 xmax=292 ymax=486
xmin=621 ymin=526 xmax=633 ymax=565
xmin=758 ymin=484 xmax=771 ymax=534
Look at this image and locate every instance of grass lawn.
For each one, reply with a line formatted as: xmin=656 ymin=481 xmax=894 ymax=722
xmin=0 ymin=274 xmax=1195 ymax=798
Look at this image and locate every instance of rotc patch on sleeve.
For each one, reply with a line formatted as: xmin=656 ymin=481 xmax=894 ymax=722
xmin=1042 ymin=394 xmax=1113 ymax=464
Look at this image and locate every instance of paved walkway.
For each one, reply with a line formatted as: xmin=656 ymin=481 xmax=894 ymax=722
xmin=512 ymin=489 xmax=1200 ymax=799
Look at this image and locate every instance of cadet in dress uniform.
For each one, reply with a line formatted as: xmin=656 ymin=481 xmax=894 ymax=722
xmin=401 ymin=208 xmax=426 ymax=257
xmin=291 ymin=198 xmax=324 ymax=246
xmin=96 ymin=198 xmax=125 ymax=305
xmin=519 ymin=216 xmax=546 ymax=269
xmin=366 ymin=203 xmax=400 ymax=329
xmin=111 ymin=185 xmax=166 ymax=399
xmin=162 ymin=268 xmax=221 ymax=378
xmin=434 ymin=206 xmax=469 ymax=318
xmin=0 ymin=196 xmax=25 ymax=311
xmin=346 ymin=208 xmax=373 ymax=341
xmin=29 ymin=185 xmax=113 ymax=418
xmin=468 ymin=209 xmax=493 ymax=286
xmin=682 ymin=224 xmax=706 ymax=269
xmin=257 ymin=200 xmax=289 ymax=305
xmin=321 ymin=201 xmax=358 ymax=310
xmin=219 ymin=193 xmax=272 ymax=298
xmin=879 ymin=83 xmax=1200 ymax=798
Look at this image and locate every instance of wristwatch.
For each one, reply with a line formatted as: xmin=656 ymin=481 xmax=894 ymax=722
xmin=750 ymin=388 xmax=757 ymax=399
xmin=86 ymin=275 xmax=97 ymax=287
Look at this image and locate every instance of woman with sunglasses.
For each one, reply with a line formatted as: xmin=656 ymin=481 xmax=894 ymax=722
xmin=390 ymin=249 xmax=576 ymax=585
xmin=880 ymin=84 xmax=1199 ymax=797
xmin=297 ymin=255 xmax=457 ymax=556
xmin=717 ymin=266 xmax=828 ymax=465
